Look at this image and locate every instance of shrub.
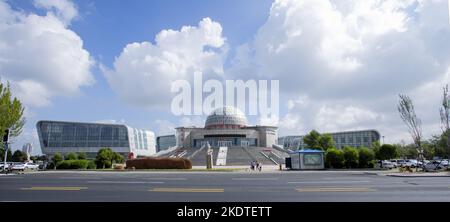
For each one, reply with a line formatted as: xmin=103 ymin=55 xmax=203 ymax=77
xmin=358 ymin=147 xmax=375 ymax=168
xmin=70 ymin=160 xmax=88 ymax=169
xmin=56 ymin=160 xmax=89 ymax=169
xmin=65 ymin=153 xmax=78 ymax=160
xmin=56 ymin=161 xmax=71 ymax=169
xmin=126 ymin=157 xmax=192 ymax=169
xmin=343 ymin=146 xmax=359 ymax=168
xmin=77 ymin=152 xmax=87 ymax=160
xmin=87 ymin=161 xmax=96 ymax=169
xmin=325 ymin=148 xmax=344 ymax=168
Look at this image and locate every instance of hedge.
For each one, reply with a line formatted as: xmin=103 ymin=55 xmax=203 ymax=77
xmin=325 ymin=148 xmax=345 ymax=169
xmin=126 ymin=157 xmax=192 ymax=169
xmin=56 ymin=160 xmax=90 ymax=169
xmin=358 ymin=147 xmax=375 ymax=168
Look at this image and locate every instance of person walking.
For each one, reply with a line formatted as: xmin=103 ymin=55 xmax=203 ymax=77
xmin=258 ymin=162 xmax=262 ymax=172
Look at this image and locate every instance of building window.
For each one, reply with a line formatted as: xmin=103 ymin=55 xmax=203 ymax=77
xmin=303 ymin=154 xmax=322 ymax=166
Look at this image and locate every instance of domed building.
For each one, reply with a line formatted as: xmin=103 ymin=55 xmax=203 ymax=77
xmin=176 ymin=106 xmax=278 ymax=148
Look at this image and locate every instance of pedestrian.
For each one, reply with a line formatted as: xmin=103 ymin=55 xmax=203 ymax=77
xmin=258 ymin=162 xmax=262 ymax=172
xmin=250 ymin=161 xmax=254 ymax=171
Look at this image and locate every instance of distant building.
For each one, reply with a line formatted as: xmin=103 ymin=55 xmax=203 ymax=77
xmin=156 ymin=135 xmax=176 ymax=152
xmin=22 ymin=143 xmax=32 ymax=161
xmin=36 ymin=120 xmax=156 ymax=159
xmin=279 ymin=129 xmax=380 ymax=150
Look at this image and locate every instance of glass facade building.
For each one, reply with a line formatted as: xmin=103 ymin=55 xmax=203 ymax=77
xmin=36 ymin=120 xmax=156 ymax=159
xmin=279 ymin=130 xmax=380 ymax=150
xmin=156 ymin=135 xmax=176 ymax=152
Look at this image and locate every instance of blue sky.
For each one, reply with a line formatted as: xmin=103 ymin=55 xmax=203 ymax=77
xmin=1 ymin=0 xmax=450 ymax=155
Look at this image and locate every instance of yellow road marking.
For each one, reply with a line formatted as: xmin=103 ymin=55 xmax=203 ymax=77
xmin=150 ymin=188 xmax=224 ymax=193
xmin=296 ymin=187 xmax=376 ymax=192
xmin=21 ymin=187 xmax=88 ymax=191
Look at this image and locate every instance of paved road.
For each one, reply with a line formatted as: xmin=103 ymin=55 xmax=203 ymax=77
xmin=1 ymin=171 xmax=450 ymax=202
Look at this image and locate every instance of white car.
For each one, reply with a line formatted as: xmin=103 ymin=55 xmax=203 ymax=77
xmin=389 ymin=160 xmax=398 ymax=168
xmin=24 ymin=162 xmax=39 ymax=170
xmin=11 ymin=162 xmax=26 ymax=171
xmin=378 ymin=160 xmax=395 ymax=169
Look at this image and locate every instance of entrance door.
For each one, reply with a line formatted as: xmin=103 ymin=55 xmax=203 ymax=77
xmin=241 ymin=141 xmax=250 ymax=147
xmin=218 ymin=141 xmax=232 ymax=147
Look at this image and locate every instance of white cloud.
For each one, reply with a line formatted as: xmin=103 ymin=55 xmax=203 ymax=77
xmin=34 ymin=0 xmax=78 ymax=24
xmin=314 ymin=105 xmax=383 ymax=132
xmin=229 ymin=0 xmax=450 ymax=144
xmin=103 ymin=17 xmax=227 ymax=109
xmin=155 ymin=119 xmax=176 ymax=136
xmin=179 ymin=116 xmax=205 ymax=128
xmin=0 ymin=0 xmax=94 ymax=108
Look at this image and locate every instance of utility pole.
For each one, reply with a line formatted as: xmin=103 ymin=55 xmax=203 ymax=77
xmin=2 ymin=129 xmax=10 ymax=172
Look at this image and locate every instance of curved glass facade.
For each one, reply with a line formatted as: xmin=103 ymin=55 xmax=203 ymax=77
xmin=37 ymin=121 xmax=156 ymax=158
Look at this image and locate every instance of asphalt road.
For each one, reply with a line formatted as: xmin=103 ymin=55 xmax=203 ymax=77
xmin=1 ymin=171 xmax=450 ymax=202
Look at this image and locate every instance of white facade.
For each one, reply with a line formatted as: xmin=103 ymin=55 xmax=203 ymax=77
xmin=127 ymin=127 xmax=156 ymax=157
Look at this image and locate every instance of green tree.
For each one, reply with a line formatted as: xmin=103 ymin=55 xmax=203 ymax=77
xmin=375 ymin=144 xmax=398 ymax=160
xmin=430 ymin=130 xmax=450 ymax=159
xmin=0 ymin=147 xmax=12 ymax=161
xmin=95 ymin=148 xmax=114 ymax=169
xmin=112 ymin=152 xmax=124 ymax=164
xmin=303 ymin=130 xmax=335 ymax=150
xmin=77 ymin=152 xmax=87 ymax=160
xmin=303 ymin=130 xmax=321 ymax=150
xmin=343 ymin=146 xmax=359 ymax=168
xmin=0 ymin=81 xmax=25 ymax=142
xmin=325 ymin=148 xmax=344 ymax=168
xmin=52 ymin=153 xmax=63 ymax=170
xmin=358 ymin=147 xmax=375 ymax=168
xmin=319 ymin=134 xmax=335 ymax=151
xmin=65 ymin=152 xmax=78 ymax=160
xmin=11 ymin=150 xmax=27 ymax=162
xmin=30 ymin=156 xmax=38 ymax=162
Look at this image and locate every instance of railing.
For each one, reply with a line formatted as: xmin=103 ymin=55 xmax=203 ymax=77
xmin=260 ymin=151 xmax=279 ymax=165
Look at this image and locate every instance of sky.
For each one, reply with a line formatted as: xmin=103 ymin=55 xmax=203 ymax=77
xmin=1 ymin=0 xmax=450 ymax=155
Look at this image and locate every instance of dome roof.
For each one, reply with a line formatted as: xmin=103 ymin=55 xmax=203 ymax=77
xmin=205 ymin=106 xmax=248 ymax=129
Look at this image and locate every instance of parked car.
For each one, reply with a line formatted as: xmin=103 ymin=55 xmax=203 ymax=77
xmin=389 ymin=160 xmax=398 ymax=168
xmin=11 ymin=162 xmax=26 ymax=171
xmin=424 ymin=160 xmax=448 ymax=171
xmin=38 ymin=162 xmax=48 ymax=170
xmin=24 ymin=162 xmax=39 ymax=170
xmin=397 ymin=159 xmax=406 ymax=167
xmin=377 ymin=160 xmax=395 ymax=169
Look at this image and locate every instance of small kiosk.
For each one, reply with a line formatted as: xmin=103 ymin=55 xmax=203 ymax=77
xmin=287 ymin=149 xmax=325 ymax=170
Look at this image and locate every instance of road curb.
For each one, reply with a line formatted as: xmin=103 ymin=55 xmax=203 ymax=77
xmin=386 ymin=174 xmax=450 ymax=177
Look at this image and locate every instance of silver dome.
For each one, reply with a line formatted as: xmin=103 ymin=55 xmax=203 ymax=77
xmin=205 ymin=106 xmax=248 ymax=129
